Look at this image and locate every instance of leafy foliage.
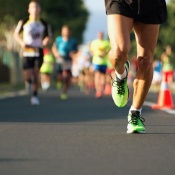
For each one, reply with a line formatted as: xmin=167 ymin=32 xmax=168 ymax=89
xmin=156 ymin=0 xmax=175 ymax=57
xmin=0 ymin=0 xmax=175 ymax=57
xmin=38 ymin=0 xmax=89 ymax=43
xmin=0 ymin=0 xmax=89 ymax=48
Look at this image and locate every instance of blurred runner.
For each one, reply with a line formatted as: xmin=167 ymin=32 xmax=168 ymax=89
xmin=40 ymin=48 xmax=55 ymax=91
xmin=161 ymin=45 xmax=175 ymax=91
xmin=152 ymin=58 xmax=162 ymax=91
xmin=52 ymin=25 xmax=78 ymax=100
xmin=14 ymin=0 xmax=52 ymax=105
xmin=77 ymin=44 xmax=93 ymax=94
xmin=90 ymin=31 xmax=110 ymax=98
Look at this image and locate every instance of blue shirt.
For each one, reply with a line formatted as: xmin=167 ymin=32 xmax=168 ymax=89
xmin=54 ymin=36 xmax=77 ymax=61
xmin=154 ymin=61 xmax=162 ymax=73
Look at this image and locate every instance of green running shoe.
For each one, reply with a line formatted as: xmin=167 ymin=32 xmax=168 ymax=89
xmin=60 ymin=93 xmax=68 ymax=100
xmin=111 ymin=60 xmax=130 ymax=107
xmin=127 ymin=110 xmax=145 ymax=134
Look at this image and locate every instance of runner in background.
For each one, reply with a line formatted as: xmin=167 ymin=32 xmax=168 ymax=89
xmin=40 ymin=48 xmax=55 ymax=91
xmin=14 ymin=0 xmax=52 ymax=105
xmin=90 ymin=31 xmax=110 ymax=98
xmin=152 ymin=58 xmax=162 ymax=91
xmin=76 ymin=43 xmax=93 ymax=94
xmin=52 ymin=25 xmax=78 ymax=100
xmin=161 ymin=45 xmax=175 ymax=91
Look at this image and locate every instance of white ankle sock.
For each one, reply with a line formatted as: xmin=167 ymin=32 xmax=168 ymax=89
xmin=115 ymin=69 xmax=127 ymax=80
xmin=129 ymin=106 xmax=142 ymax=114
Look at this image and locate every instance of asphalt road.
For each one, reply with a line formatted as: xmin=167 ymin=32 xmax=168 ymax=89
xmin=0 ymin=86 xmax=175 ymax=175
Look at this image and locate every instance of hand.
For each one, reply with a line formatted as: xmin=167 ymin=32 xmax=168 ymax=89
xmin=69 ymin=52 xmax=76 ymax=59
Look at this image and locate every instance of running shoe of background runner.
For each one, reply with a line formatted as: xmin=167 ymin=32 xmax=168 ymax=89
xmin=95 ymin=92 xmax=102 ymax=98
xmin=31 ymin=96 xmax=40 ymax=105
xmin=60 ymin=93 xmax=68 ymax=100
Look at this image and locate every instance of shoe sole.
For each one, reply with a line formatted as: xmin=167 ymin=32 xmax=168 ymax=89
xmin=127 ymin=130 xmax=146 ymax=134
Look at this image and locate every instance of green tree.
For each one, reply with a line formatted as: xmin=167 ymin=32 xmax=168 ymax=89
xmin=38 ymin=0 xmax=89 ymax=43
xmin=156 ymin=0 xmax=175 ymax=57
xmin=0 ymin=0 xmax=89 ymax=51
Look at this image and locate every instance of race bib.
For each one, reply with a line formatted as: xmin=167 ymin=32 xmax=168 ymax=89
xmin=23 ymin=47 xmax=39 ymax=57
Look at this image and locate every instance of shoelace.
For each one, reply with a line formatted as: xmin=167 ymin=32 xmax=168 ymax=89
xmin=128 ymin=111 xmax=145 ymax=126
xmin=110 ymin=75 xmax=126 ymax=95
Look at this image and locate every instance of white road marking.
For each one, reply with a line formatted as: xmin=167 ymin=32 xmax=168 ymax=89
xmin=144 ymin=101 xmax=175 ymax=115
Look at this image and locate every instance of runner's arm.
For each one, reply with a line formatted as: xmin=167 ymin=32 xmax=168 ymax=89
xmin=42 ymin=22 xmax=52 ymax=47
xmin=42 ymin=36 xmax=51 ymax=47
xmin=52 ymin=43 xmax=62 ymax=58
xmin=14 ymin=20 xmax=26 ymax=48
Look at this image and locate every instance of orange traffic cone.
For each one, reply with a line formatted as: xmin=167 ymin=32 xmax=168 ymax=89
xmin=152 ymin=73 xmax=175 ymax=109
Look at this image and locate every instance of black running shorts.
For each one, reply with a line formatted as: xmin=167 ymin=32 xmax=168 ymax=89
xmin=23 ymin=48 xmax=44 ymax=70
xmin=105 ymin=0 xmax=167 ymax=24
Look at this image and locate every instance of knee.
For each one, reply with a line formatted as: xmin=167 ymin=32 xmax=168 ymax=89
xmin=137 ymin=56 xmax=153 ymax=79
xmin=137 ymin=56 xmax=153 ymax=71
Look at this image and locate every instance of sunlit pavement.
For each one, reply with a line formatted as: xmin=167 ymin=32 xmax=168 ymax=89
xmin=0 ymin=86 xmax=174 ymax=175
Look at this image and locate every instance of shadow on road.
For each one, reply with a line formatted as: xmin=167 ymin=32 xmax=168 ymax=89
xmin=0 ymin=88 xmax=156 ymax=124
